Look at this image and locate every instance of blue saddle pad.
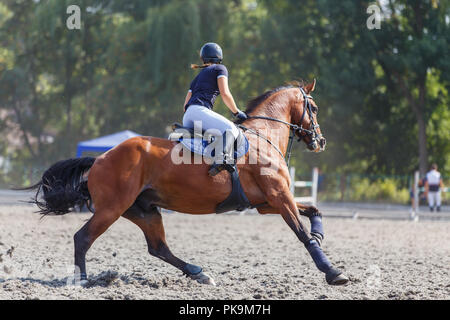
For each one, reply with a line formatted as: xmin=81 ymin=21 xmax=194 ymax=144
xmin=178 ymin=134 xmax=249 ymax=159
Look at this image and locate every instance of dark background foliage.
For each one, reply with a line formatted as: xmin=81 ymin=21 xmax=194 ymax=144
xmin=0 ymin=0 xmax=448 ymax=187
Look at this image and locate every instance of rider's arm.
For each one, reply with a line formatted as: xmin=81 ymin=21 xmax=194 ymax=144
xmin=183 ymin=90 xmax=192 ymax=111
xmin=218 ymin=76 xmax=239 ymax=115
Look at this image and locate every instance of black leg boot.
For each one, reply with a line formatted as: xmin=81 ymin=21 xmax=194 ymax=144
xmin=208 ymin=131 xmax=236 ymax=177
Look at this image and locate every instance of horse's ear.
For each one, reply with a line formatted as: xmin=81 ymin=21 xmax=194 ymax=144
xmin=305 ymin=79 xmax=316 ymax=94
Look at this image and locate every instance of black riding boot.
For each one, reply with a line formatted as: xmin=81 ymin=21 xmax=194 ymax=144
xmin=208 ymin=132 xmax=236 ymax=177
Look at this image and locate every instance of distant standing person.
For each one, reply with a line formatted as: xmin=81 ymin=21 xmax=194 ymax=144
xmin=424 ymin=164 xmax=445 ymax=212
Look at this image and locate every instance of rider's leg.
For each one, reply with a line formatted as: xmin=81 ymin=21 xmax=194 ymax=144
xmin=208 ymin=130 xmax=238 ymax=176
xmin=182 ymin=105 xmax=239 ymax=176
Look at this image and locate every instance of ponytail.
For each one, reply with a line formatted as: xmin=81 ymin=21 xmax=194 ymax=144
xmin=190 ymin=63 xmax=213 ymax=69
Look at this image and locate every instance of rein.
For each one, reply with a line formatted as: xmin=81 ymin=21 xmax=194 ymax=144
xmin=238 ymin=87 xmax=319 ymax=168
xmin=237 ymin=125 xmax=285 ymax=159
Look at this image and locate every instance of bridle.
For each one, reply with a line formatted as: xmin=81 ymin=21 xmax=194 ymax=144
xmin=238 ymin=87 xmax=323 ymax=167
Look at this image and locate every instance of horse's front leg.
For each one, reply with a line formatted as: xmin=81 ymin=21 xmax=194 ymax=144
xmin=264 ymin=189 xmax=348 ymax=285
xmin=258 ymin=202 xmax=325 ymax=247
xmin=296 ymin=203 xmax=324 ymax=247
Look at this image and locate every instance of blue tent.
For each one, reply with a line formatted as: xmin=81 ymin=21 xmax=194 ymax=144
xmin=76 ymin=130 xmax=141 ymax=157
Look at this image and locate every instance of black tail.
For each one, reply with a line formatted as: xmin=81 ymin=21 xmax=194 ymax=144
xmin=19 ymin=157 xmax=96 ymax=216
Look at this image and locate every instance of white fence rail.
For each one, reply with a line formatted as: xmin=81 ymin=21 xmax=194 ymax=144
xmin=289 ymin=167 xmax=318 ymax=207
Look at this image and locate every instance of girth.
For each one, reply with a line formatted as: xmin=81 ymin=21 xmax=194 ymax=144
xmin=215 ymin=167 xmax=251 ymax=213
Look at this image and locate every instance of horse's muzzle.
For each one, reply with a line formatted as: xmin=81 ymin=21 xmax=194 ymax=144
xmin=308 ymin=136 xmax=326 ymax=152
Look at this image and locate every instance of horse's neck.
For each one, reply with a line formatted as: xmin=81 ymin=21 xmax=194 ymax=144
xmin=249 ymin=92 xmax=293 ymax=124
xmin=246 ymin=95 xmax=294 ymax=155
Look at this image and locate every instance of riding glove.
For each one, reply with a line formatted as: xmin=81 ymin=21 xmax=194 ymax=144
xmin=233 ymin=110 xmax=248 ymax=121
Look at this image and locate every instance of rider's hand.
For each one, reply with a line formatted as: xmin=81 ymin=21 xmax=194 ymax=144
xmin=233 ymin=110 xmax=248 ymax=121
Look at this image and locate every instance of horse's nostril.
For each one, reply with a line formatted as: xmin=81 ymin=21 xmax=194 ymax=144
xmin=320 ymin=138 xmax=326 ymax=148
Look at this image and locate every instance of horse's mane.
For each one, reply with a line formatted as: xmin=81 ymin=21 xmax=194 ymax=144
xmin=243 ymin=80 xmax=304 ymax=115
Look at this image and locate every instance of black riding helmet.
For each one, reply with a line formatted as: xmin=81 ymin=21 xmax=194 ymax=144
xmin=200 ymin=42 xmax=223 ymax=64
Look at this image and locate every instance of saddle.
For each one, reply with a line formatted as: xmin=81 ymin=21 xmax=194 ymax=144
xmin=169 ymin=123 xmax=249 ymax=160
xmin=169 ymin=123 xmax=251 ymax=214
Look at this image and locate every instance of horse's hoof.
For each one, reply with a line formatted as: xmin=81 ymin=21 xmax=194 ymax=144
xmin=190 ymin=271 xmax=216 ymax=286
xmin=66 ymin=279 xmax=88 ymax=287
xmin=326 ymin=269 xmax=349 ymax=286
xmin=79 ymin=279 xmax=89 ymax=287
xmin=329 ymin=273 xmax=349 ymax=285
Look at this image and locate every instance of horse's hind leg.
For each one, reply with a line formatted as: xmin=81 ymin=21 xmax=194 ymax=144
xmin=73 ymin=208 xmax=122 ymax=284
xmin=122 ymin=202 xmax=216 ymax=286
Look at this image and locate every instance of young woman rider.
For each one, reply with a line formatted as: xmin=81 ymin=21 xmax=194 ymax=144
xmin=183 ymin=42 xmax=248 ymax=176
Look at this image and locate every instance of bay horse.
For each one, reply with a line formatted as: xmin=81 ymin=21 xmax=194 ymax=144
xmin=25 ymin=79 xmax=349 ymax=286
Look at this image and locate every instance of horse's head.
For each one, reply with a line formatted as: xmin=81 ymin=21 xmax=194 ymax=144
xmin=292 ymin=79 xmax=326 ymax=153
xmin=241 ymin=80 xmax=326 ymax=154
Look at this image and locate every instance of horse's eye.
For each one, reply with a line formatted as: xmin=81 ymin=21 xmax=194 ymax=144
xmin=312 ymin=106 xmax=318 ymax=113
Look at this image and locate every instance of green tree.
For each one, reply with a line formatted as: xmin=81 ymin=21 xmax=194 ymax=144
xmin=371 ymin=0 xmax=450 ymax=175
xmin=0 ymin=0 xmax=448 ymax=187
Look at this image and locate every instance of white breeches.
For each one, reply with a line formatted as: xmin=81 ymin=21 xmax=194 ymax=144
xmin=427 ymin=192 xmax=441 ymax=208
xmin=183 ymin=105 xmax=239 ymax=139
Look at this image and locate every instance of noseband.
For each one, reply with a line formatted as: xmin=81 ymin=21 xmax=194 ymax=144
xmin=238 ymin=87 xmax=322 ymax=167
